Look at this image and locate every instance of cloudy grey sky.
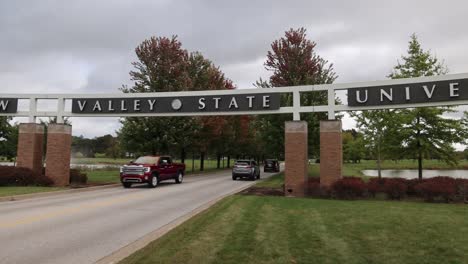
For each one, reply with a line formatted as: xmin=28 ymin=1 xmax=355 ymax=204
xmin=1 ymin=0 xmax=468 ymax=138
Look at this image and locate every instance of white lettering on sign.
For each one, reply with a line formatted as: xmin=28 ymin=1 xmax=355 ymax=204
xmin=213 ymin=98 xmax=221 ymax=109
xmin=422 ymin=84 xmax=436 ymax=99
xmin=263 ymin=96 xmax=270 ymax=108
xmin=246 ymin=96 xmax=255 ymax=108
xmin=78 ymin=100 xmax=87 ymax=111
xmin=93 ymin=101 xmax=102 ymax=112
xmin=380 ymin=89 xmax=393 ymax=102
xmin=148 ymin=99 xmax=156 ymax=111
xmin=405 ymin=87 xmax=411 ymax=100
xmin=108 ymin=100 xmax=115 ymax=111
xmin=0 ymin=100 xmax=9 ymax=111
xmin=356 ymin=90 xmax=368 ymax=103
xmin=450 ymin=83 xmax=459 ymax=97
xmin=134 ymin=100 xmax=141 ymax=111
xmin=198 ymin=98 xmax=206 ymax=109
xmin=228 ymin=97 xmax=238 ymax=109
xmin=121 ymin=100 xmax=128 ymax=111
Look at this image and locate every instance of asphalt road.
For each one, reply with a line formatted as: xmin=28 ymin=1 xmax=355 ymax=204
xmin=0 ymin=169 xmax=276 ymax=264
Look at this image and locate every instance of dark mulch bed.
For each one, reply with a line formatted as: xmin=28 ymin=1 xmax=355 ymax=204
xmin=240 ymin=186 xmax=284 ymax=196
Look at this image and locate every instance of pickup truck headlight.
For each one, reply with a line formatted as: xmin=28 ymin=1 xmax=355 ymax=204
xmin=119 ymin=167 xmax=124 ymax=173
xmin=144 ymin=167 xmax=151 ymax=173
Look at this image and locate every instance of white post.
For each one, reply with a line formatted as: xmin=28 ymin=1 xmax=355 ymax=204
xmin=57 ymin=97 xmax=65 ymax=123
xmin=327 ymin=88 xmax=335 ymax=120
xmin=29 ymin=97 xmax=37 ymax=123
xmin=293 ymin=90 xmax=300 ymax=121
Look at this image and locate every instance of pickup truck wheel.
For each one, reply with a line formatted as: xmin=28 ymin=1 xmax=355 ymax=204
xmin=175 ymin=171 xmax=183 ymax=184
xmin=122 ymin=182 xmax=132 ymax=188
xmin=148 ymin=175 xmax=159 ymax=188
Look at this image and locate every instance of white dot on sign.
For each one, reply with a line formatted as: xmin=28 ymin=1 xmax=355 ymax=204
xmin=171 ymin=99 xmax=182 ymax=110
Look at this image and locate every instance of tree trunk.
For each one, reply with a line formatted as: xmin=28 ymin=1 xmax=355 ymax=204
xmin=418 ymin=150 xmax=423 ymax=180
xmin=191 ymin=152 xmax=195 ymax=172
xmin=417 ymin=115 xmax=423 ymax=180
xmin=377 ymin=140 xmax=382 ymax=179
xmin=200 ymin=152 xmax=205 ymax=171
xmin=217 ymin=153 xmax=221 ymax=169
xmin=181 ymin=147 xmax=186 ymax=164
xmin=227 ymin=156 xmax=231 ymax=168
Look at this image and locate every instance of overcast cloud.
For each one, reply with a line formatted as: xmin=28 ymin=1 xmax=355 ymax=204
xmin=1 ymin=0 xmax=468 ymax=138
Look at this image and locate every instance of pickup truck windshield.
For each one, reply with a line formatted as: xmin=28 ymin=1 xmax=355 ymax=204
xmin=133 ymin=156 xmax=159 ymax=164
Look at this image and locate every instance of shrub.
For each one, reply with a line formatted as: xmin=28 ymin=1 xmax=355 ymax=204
xmin=331 ymin=177 xmax=366 ymax=199
xmin=0 ymin=166 xmax=53 ymax=186
xmin=454 ymin=178 xmax=468 ymax=202
xmin=70 ymin=169 xmax=88 ymax=184
xmin=383 ymin=178 xmax=408 ymax=200
xmin=367 ymin=178 xmax=386 ymax=197
xmin=406 ymin=178 xmax=421 ymax=195
xmin=415 ymin=176 xmax=456 ymax=202
xmin=307 ymin=177 xmax=321 ymax=196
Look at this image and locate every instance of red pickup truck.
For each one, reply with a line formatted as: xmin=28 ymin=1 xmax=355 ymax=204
xmin=120 ymin=156 xmax=185 ymax=188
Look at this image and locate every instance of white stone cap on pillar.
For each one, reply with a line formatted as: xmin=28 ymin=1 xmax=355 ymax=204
xmin=320 ymin=120 xmax=342 ymax=132
xmin=47 ymin=124 xmax=72 ymax=134
xmin=285 ymin=121 xmax=308 ymax=133
xmin=19 ymin=123 xmax=45 ymax=134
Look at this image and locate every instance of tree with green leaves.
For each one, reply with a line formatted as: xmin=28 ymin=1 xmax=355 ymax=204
xmin=256 ymin=27 xmax=337 ymax=159
xmin=388 ymin=34 xmax=465 ymax=180
xmin=351 ymin=109 xmax=402 ymax=178
xmin=342 ymin=129 xmax=366 ymax=163
xmin=0 ymin=117 xmax=18 ymax=161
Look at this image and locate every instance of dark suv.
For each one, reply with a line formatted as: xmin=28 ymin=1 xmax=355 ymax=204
xmin=232 ymin=160 xmax=260 ymax=181
xmin=264 ymin=159 xmax=280 ymax=172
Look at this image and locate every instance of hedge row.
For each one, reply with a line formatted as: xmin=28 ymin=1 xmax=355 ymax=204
xmin=310 ymin=176 xmax=468 ymax=202
xmin=0 ymin=166 xmax=88 ymax=186
xmin=0 ymin=166 xmax=53 ymax=186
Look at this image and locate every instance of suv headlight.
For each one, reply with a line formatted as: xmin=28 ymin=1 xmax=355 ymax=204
xmin=144 ymin=167 xmax=151 ymax=173
xmin=119 ymin=167 xmax=124 ymax=173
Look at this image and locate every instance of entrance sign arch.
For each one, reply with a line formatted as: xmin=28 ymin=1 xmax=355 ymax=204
xmin=1 ymin=73 xmax=468 ymax=194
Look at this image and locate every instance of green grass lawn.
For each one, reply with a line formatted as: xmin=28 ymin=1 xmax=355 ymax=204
xmin=85 ymin=169 xmax=120 ymax=183
xmin=0 ymin=186 xmax=64 ymax=197
xmin=121 ymin=195 xmax=468 ymax=264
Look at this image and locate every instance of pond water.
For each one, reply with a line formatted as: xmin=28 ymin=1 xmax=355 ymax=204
xmin=362 ymin=169 xmax=468 ymax=179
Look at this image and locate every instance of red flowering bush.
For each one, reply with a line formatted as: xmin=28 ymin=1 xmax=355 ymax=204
xmin=331 ymin=177 xmax=366 ymax=199
xmin=406 ymin=178 xmax=421 ymax=195
xmin=454 ymin=178 xmax=468 ymax=202
xmin=367 ymin=178 xmax=386 ymax=197
xmin=383 ymin=178 xmax=408 ymax=200
xmin=307 ymin=177 xmax=321 ymax=196
xmin=415 ymin=176 xmax=456 ymax=202
xmin=0 ymin=166 xmax=53 ymax=186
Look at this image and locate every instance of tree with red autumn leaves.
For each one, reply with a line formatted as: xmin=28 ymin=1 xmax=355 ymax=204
xmin=255 ymin=28 xmax=337 ymax=159
xmin=119 ymin=36 xmax=238 ymax=166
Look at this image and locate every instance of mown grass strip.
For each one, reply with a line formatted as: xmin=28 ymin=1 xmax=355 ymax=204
xmin=120 ymin=195 xmax=468 ymax=264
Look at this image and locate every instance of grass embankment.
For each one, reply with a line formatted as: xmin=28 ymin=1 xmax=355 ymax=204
xmin=0 ymin=186 xmax=64 ymax=197
xmin=121 ymin=195 xmax=468 ymax=264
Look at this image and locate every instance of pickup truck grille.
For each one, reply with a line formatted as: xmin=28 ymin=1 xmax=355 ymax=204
xmin=122 ymin=166 xmax=145 ymax=175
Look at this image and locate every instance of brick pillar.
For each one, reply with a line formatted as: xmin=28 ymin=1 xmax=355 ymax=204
xmin=45 ymin=124 xmax=72 ymax=186
xmin=284 ymin=121 xmax=308 ymax=197
xmin=320 ymin=120 xmax=342 ymax=188
xmin=16 ymin=123 xmax=45 ymax=175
